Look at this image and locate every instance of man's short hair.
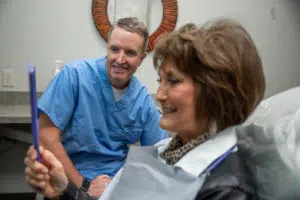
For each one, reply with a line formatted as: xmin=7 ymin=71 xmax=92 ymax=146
xmin=108 ymin=17 xmax=149 ymax=54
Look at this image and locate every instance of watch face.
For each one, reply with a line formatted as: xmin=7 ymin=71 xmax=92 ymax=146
xmin=81 ymin=179 xmax=91 ymax=191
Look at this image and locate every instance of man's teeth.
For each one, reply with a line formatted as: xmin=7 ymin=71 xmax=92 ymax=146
xmin=113 ymin=65 xmax=127 ymax=70
xmin=163 ymin=108 xmax=176 ymax=113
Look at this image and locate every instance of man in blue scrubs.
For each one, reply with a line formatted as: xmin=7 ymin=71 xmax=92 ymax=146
xmin=37 ymin=17 xmax=167 ymax=198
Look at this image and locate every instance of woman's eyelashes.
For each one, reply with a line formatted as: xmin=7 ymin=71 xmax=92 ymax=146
xmin=167 ymin=77 xmax=180 ymax=85
xmin=157 ymin=76 xmax=180 ymax=85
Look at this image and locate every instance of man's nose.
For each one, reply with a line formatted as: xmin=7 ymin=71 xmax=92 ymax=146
xmin=116 ymin=52 xmax=125 ymax=64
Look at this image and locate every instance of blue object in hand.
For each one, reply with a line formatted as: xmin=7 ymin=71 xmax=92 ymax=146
xmin=29 ymin=64 xmax=41 ymax=162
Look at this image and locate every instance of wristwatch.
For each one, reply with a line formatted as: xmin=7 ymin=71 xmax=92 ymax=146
xmin=80 ymin=178 xmax=91 ymax=192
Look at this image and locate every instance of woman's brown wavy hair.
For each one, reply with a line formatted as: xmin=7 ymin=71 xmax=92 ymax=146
xmin=153 ymin=19 xmax=265 ymax=131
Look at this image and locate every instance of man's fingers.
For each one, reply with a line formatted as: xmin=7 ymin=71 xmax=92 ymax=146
xmin=91 ymin=175 xmax=112 ymax=187
xmin=105 ymin=179 xmax=111 ymax=184
xmin=103 ymin=177 xmax=111 ymax=182
xmin=102 ymin=175 xmax=111 ymax=179
xmin=96 ymin=174 xmax=111 ymax=180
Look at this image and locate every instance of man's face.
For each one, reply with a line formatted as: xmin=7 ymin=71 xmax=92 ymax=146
xmin=106 ymin=27 xmax=146 ymax=89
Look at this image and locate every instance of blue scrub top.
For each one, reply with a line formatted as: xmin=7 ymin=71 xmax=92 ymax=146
xmin=38 ymin=57 xmax=167 ymax=180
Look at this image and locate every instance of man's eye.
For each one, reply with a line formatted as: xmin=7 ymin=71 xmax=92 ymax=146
xmin=127 ymin=51 xmax=136 ymax=56
xmin=111 ymin=47 xmax=119 ymax=52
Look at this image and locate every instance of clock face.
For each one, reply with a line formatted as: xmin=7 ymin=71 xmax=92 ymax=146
xmin=92 ymin=0 xmax=178 ymax=52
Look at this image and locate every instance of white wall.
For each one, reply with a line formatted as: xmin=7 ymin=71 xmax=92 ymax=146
xmin=0 ymin=0 xmax=300 ymax=97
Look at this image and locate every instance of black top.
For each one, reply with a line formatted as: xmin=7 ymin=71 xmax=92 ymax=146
xmin=196 ymin=152 xmax=256 ymax=200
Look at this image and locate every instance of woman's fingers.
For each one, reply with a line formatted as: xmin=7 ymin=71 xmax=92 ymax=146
xmin=24 ymin=166 xmax=49 ymax=181
xmin=26 ymin=145 xmax=46 ymax=161
xmin=24 ymin=146 xmax=48 ymax=174
xmin=25 ymin=173 xmax=47 ymax=189
xmin=26 ymin=145 xmax=36 ymax=160
xmin=43 ymin=149 xmax=64 ymax=172
xmin=24 ymin=156 xmax=48 ymax=174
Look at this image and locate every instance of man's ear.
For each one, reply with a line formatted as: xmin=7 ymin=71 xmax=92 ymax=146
xmin=137 ymin=52 xmax=147 ymax=68
xmin=141 ymin=52 xmax=147 ymax=61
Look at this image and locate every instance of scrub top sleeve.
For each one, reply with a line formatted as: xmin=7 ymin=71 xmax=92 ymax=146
xmin=38 ymin=66 xmax=78 ymax=131
xmin=140 ymin=104 xmax=168 ymax=146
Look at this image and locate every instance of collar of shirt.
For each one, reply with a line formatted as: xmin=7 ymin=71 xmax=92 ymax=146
xmin=156 ymin=127 xmax=237 ymax=177
xmin=112 ymin=86 xmax=128 ymax=102
xmin=98 ymin=57 xmax=138 ymax=110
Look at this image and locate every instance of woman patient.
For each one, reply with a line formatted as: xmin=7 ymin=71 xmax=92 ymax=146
xmin=24 ymin=19 xmax=265 ymax=200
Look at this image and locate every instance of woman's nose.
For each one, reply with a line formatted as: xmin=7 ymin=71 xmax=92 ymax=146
xmin=155 ymin=86 xmax=167 ymax=102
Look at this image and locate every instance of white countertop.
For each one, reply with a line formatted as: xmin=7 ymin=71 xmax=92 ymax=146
xmin=0 ymin=105 xmax=31 ymax=123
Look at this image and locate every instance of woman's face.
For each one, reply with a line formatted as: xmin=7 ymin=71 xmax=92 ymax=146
xmin=156 ymin=57 xmax=204 ymax=140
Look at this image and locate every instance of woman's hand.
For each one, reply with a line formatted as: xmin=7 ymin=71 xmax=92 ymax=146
xmin=24 ymin=146 xmax=69 ymax=199
xmin=88 ymin=175 xmax=111 ymax=197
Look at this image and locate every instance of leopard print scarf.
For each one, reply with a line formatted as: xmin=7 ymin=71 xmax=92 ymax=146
xmin=160 ymin=133 xmax=210 ymax=165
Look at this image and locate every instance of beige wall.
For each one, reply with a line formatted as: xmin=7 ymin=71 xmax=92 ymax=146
xmin=0 ymin=0 xmax=300 ymax=97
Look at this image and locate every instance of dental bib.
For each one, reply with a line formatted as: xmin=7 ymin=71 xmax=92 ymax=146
xmin=104 ymin=146 xmax=206 ymax=200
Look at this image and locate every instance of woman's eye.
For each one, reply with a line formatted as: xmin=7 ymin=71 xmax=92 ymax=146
xmin=168 ymin=78 xmax=180 ymax=84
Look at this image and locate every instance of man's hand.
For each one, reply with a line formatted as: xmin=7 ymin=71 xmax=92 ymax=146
xmin=87 ymin=175 xmax=111 ymax=197
xmin=24 ymin=146 xmax=69 ymax=199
